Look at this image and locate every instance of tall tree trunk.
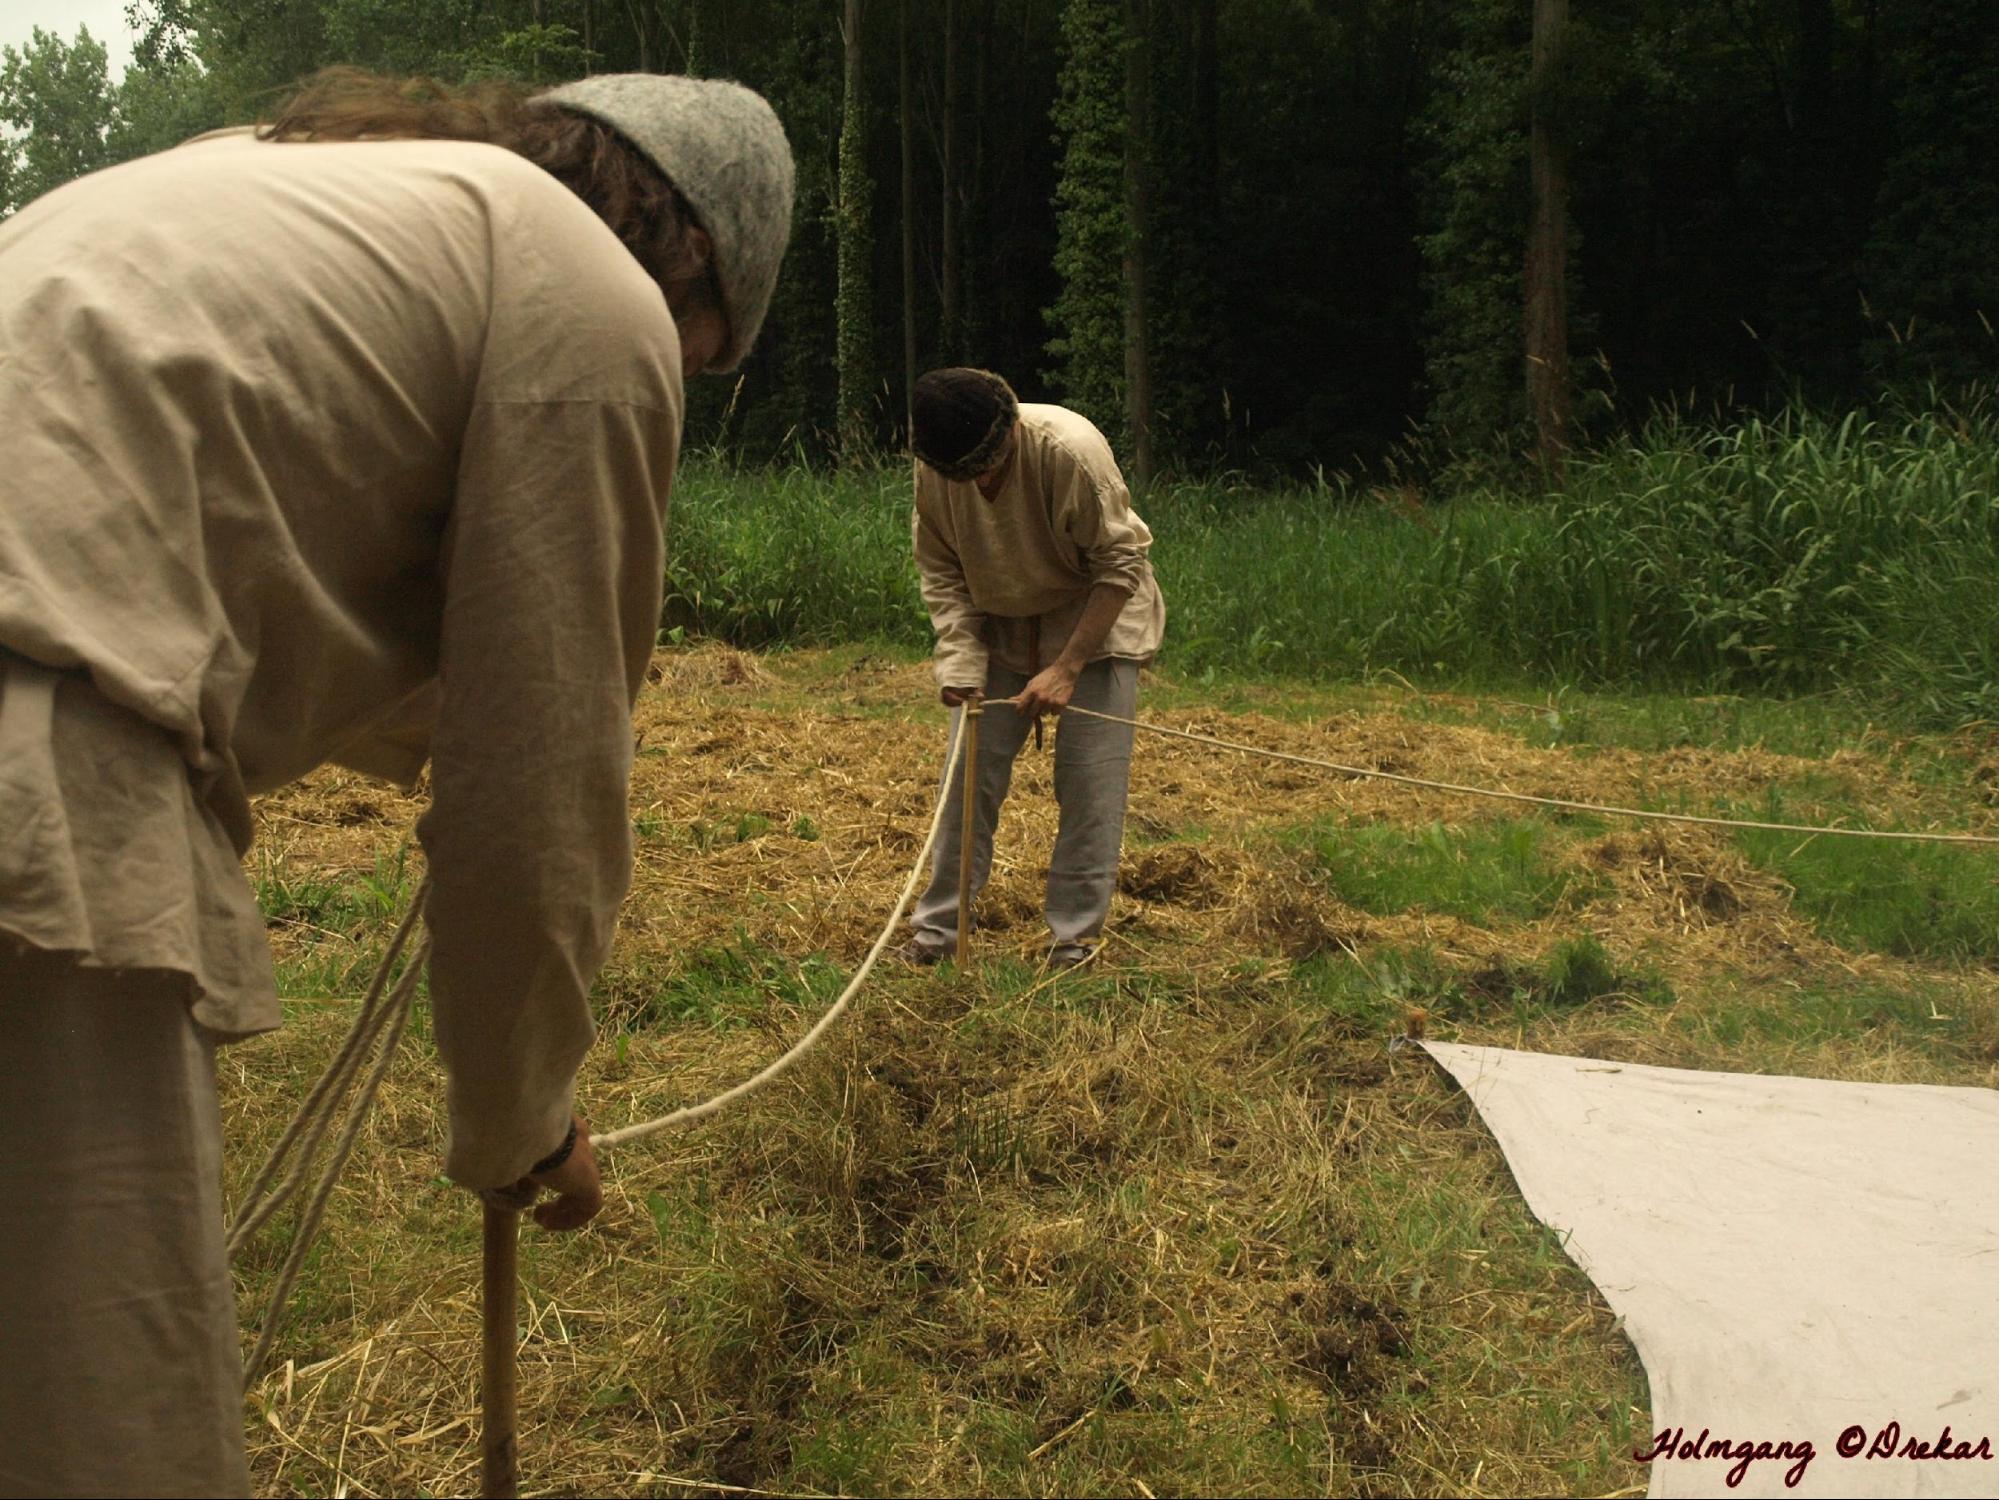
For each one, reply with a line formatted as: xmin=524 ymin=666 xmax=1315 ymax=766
xmin=1525 ymin=0 xmax=1572 ymax=474
xmin=1123 ymin=0 xmax=1155 ymax=483
xmin=939 ymin=0 xmax=961 ymax=359
xmin=837 ymin=0 xmax=875 ymax=463
xmin=900 ymin=0 xmax=918 ymax=436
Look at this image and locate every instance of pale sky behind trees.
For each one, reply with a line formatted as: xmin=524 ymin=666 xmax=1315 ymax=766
xmin=1 ymin=1 xmax=138 ymax=76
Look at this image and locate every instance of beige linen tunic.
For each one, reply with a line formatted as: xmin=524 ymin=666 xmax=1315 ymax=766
xmin=0 ymin=130 xmax=683 ymax=1186
xmin=912 ymin=403 xmax=1165 ymax=689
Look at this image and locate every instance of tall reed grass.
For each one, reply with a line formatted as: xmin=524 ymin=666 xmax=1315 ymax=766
xmin=662 ymin=401 xmax=1999 ymax=724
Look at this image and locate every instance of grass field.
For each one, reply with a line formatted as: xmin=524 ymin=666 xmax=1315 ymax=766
xmin=227 ymin=644 xmax=1999 ymax=1498
xmin=663 ymin=400 xmax=1999 ymax=729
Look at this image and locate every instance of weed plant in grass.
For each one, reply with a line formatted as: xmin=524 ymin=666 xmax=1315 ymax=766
xmin=1735 ymin=823 xmax=1999 ymax=962
xmin=1689 ymin=977 xmax=1977 ymax=1059
xmin=592 ymin=940 xmax=846 ymax=1033
xmin=253 ymin=849 xmax=420 ymax=998
xmin=1292 ymin=816 xmax=1604 ymax=925
xmin=1294 ymin=935 xmax=1669 ymax=1035
xmin=663 ymin=463 xmax=922 ymax=647
xmin=254 ymin=848 xmax=415 ymax=936
xmin=665 ymin=397 xmax=1999 ymax=726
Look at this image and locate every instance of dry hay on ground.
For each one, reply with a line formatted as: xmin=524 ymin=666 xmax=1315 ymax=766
xmin=232 ymin=645 xmax=1999 ymax=1497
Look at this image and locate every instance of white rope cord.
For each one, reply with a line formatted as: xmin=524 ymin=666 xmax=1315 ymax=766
xmin=228 ymin=877 xmax=432 ymax=1255
xmin=231 ymin=715 xmax=966 ymax=1383
xmin=1060 ymin=704 xmax=1999 ymax=847
xmin=230 ymin=882 xmax=431 ymax=1390
xmin=236 ymin=686 xmax=1991 ymax=1370
xmin=589 ymin=706 xmax=970 ymax=1151
xmin=228 ymin=713 xmax=966 ymax=1377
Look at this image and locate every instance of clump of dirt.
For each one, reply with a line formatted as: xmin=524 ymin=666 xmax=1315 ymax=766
xmin=1248 ymin=885 xmax=1367 ymax=960
xmin=1291 ymin=1278 xmax=1408 ymax=1391
xmin=1587 ymin=828 xmax=1766 ymax=926
xmin=1973 ymin=756 xmax=1999 ymax=806
xmin=1283 ymin=1274 xmax=1410 ymax=1473
xmin=1460 ymin=956 xmax=1531 ymax=1007
xmin=1120 ymin=843 xmax=1226 ymax=907
xmin=972 ymin=871 xmax=1043 ymax=933
xmin=335 ymin=796 xmax=385 ymax=826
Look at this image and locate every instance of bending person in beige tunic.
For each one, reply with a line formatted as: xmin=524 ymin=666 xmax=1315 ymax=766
xmin=906 ymin=369 xmax=1166 ymax=969
xmin=0 ymin=69 xmax=792 ymax=1497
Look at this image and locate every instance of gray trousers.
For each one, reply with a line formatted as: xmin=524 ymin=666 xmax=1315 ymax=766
xmin=910 ymin=657 xmax=1140 ymax=954
xmin=0 ymin=945 xmax=251 ymax=1499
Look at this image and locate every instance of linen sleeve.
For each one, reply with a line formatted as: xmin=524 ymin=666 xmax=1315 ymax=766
xmin=1051 ymin=437 xmax=1150 ymax=596
xmin=417 ymin=396 xmax=675 ymax=1188
xmin=912 ymin=482 xmax=989 ymax=690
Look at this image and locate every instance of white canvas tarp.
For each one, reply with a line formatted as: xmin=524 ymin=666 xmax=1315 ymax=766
xmin=1421 ymin=1042 xmax=1999 ymax=1498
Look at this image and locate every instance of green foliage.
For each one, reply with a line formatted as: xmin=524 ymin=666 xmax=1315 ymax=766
xmin=4 ymin=0 xmax=1997 ymax=471
xmin=1413 ymin=0 xmax=1529 ymax=448
xmin=661 ymin=396 xmax=1999 ymax=729
xmin=1295 ymin=816 xmax=1598 ymax=926
xmin=108 ymin=54 xmax=225 ymax=160
xmin=737 ymin=15 xmax=840 ymax=462
xmin=661 ymin=463 xmax=924 ymax=646
xmin=1293 ymin=935 xmax=1670 ymax=1032
xmin=1858 ymin=0 xmax=1999 ymax=390
xmin=1737 ymin=812 xmax=1999 ymax=962
xmin=1691 ymin=976 xmax=1977 ymax=1058
xmin=1538 ymin=933 xmax=1623 ymax=1008
xmin=0 ymin=27 xmax=116 ymax=216
xmin=254 ymin=848 xmax=420 ymax=996
xmin=1044 ymin=0 xmax=1126 ymax=446
xmin=460 ymin=24 xmax=595 ymax=84
xmin=1533 ymin=402 xmax=1999 ymax=710
xmin=593 ymin=941 xmax=845 ymax=1032
xmin=182 ymin=0 xmax=331 ymax=110
xmin=255 ymin=849 xmax=415 ymax=934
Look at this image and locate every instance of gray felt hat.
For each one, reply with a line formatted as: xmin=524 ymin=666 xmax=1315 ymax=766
xmin=540 ymin=73 xmax=795 ymax=372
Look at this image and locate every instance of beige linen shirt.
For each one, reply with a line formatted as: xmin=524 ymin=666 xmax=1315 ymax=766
xmin=0 ymin=130 xmax=683 ymax=1186
xmin=912 ymin=403 xmax=1165 ymax=688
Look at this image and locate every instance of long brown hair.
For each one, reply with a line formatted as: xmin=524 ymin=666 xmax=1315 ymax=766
xmin=262 ymin=68 xmax=721 ymax=322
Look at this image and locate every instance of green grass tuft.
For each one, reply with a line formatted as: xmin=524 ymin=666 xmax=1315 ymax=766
xmin=1294 ymin=816 xmax=1601 ymax=925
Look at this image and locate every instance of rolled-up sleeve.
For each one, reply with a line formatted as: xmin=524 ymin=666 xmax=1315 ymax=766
xmin=912 ymin=485 xmax=989 ymax=690
xmin=417 ymin=396 xmax=674 ymax=1188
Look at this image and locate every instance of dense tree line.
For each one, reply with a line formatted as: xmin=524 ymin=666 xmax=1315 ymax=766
xmin=4 ymin=0 xmax=1995 ymax=475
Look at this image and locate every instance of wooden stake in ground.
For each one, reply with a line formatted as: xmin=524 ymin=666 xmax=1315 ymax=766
xmin=481 ymin=1204 xmax=520 ymax=1499
xmin=956 ymin=698 xmax=982 ymax=963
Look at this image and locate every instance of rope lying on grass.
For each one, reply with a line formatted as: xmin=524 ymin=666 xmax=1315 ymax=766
xmin=228 ymin=715 xmax=971 ymax=1387
xmin=1061 ymin=703 xmax=1999 ymax=846
xmin=589 ymin=708 xmax=970 ymax=1150
xmin=235 ymin=694 xmax=1997 ymax=1380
